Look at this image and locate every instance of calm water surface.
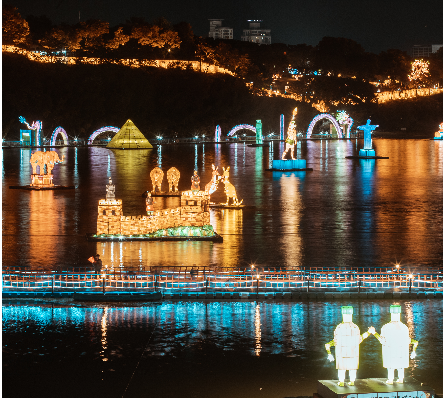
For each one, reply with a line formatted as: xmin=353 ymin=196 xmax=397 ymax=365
xmin=3 ymin=300 xmax=443 ymax=397
xmin=2 ymin=139 xmax=443 ymax=270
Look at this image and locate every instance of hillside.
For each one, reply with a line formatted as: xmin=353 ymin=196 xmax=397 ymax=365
xmin=2 ymin=52 xmax=307 ymax=140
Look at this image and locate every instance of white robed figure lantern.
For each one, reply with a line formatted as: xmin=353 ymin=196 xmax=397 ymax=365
xmin=325 ymin=306 xmax=370 ymax=386
xmin=369 ymin=305 xmax=418 ymax=384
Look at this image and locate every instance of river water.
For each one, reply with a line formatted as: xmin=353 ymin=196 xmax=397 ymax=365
xmin=3 ymin=299 xmax=443 ymax=397
xmin=2 ymin=139 xmax=443 ymax=270
xmin=2 ymin=139 xmax=443 ymax=397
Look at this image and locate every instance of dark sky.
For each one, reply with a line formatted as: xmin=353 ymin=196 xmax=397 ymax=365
xmin=10 ymin=0 xmax=443 ymax=53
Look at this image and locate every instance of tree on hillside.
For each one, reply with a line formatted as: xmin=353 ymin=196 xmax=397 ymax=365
xmin=106 ymin=27 xmax=130 ymax=50
xmin=378 ymin=49 xmax=410 ymax=87
xmin=195 ymin=41 xmax=217 ymax=65
xmin=315 ymin=37 xmax=366 ymax=77
xmin=173 ymin=22 xmax=195 ymax=59
xmin=429 ymin=48 xmax=443 ymax=86
xmin=26 ymin=14 xmax=53 ymax=44
xmin=309 ymin=76 xmax=376 ymax=106
xmin=79 ymin=19 xmax=109 ymax=51
xmin=131 ymin=18 xmax=180 ymax=50
xmin=2 ymin=5 xmax=30 ymax=45
xmin=40 ymin=23 xmax=82 ymax=52
xmin=408 ymin=59 xmax=431 ymax=88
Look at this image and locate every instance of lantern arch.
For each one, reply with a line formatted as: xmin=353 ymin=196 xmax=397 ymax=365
xmin=50 ymin=127 xmax=69 ymax=146
xmin=88 ymin=126 xmax=119 ymax=145
xmin=306 ymin=114 xmax=343 ymax=138
xmin=227 ymin=124 xmax=256 ymax=137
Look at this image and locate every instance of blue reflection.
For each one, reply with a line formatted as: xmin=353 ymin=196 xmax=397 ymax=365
xmin=157 ymin=145 xmax=162 ymax=168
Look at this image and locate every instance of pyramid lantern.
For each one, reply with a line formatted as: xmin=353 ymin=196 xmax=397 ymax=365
xmin=106 ymin=119 xmax=153 ymax=149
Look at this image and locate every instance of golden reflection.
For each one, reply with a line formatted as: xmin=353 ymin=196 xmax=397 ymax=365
xmin=374 ymin=140 xmax=437 ymax=262
xmin=29 ymin=190 xmax=67 ymax=270
xmin=100 ymin=307 xmax=108 ymax=362
xmin=254 ymin=303 xmax=262 ymax=356
xmin=279 ymin=174 xmax=302 ymax=269
xmin=209 ymin=209 xmax=243 ymax=268
xmin=97 ymin=240 xmax=218 ymax=269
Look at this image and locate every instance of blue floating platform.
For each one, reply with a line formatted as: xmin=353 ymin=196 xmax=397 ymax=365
xmin=267 ymin=159 xmax=313 ymax=171
xmin=345 ymin=149 xmax=389 ymax=159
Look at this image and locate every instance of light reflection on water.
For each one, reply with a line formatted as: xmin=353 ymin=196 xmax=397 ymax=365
xmin=2 ymin=139 xmax=443 ymax=270
xmin=2 ymin=300 xmax=443 ymax=397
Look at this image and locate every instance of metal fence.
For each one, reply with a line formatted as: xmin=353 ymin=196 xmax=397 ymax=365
xmin=3 ymin=267 xmax=443 ymax=294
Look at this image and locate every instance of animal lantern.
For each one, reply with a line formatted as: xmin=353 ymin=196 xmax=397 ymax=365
xmin=282 ymin=107 xmax=297 ymax=160
xmin=30 ymin=150 xmax=64 ymax=175
xmin=204 ymin=164 xmax=220 ymax=195
xmin=221 ymin=167 xmax=243 ymax=206
xmin=166 ymin=167 xmax=180 ymax=192
xmin=150 ymin=167 xmax=164 ymax=193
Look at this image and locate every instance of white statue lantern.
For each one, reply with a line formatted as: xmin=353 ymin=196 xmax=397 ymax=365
xmin=325 ymin=306 xmax=370 ymax=386
xmin=369 ymin=305 xmax=418 ymax=384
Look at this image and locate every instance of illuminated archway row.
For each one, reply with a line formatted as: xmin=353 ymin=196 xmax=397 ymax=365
xmin=306 ymin=114 xmax=343 ymax=138
xmin=88 ymin=126 xmax=119 ymax=145
xmin=50 ymin=127 xmax=69 ymax=146
xmin=227 ymin=124 xmax=256 ymax=137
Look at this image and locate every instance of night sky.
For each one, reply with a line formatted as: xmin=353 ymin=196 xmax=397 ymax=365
xmin=9 ymin=0 xmax=443 ymax=53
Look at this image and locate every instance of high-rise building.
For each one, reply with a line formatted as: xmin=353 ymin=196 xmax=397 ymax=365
xmin=241 ymin=20 xmax=271 ymax=45
xmin=208 ymin=19 xmax=233 ymax=40
xmin=411 ymin=44 xmax=443 ymax=58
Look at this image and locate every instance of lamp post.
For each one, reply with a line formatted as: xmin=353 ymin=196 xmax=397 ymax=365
xmin=256 ymin=274 xmax=260 ymax=294
xmin=408 ymin=274 xmax=413 ymax=293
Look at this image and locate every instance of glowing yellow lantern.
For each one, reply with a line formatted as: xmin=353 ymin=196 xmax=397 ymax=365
xmin=369 ymin=305 xmax=418 ymax=384
xmin=325 ymin=306 xmax=370 ymax=386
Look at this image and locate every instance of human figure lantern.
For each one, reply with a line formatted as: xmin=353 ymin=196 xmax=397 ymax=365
xmin=282 ymin=108 xmax=298 ymax=160
xmin=166 ymin=167 xmax=180 ymax=192
xmin=325 ymin=306 xmax=370 ymax=387
xmin=150 ymin=167 xmax=164 ymax=193
xmin=435 ymin=122 xmax=443 ymax=139
xmin=145 ymin=192 xmax=154 ymax=215
xmin=369 ymin=305 xmax=418 ymax=385
xmin=191 ymin=170 xmax=200 ymax=191
xmin=357 ymin=119 xmax=379 ymax=154
xmin=106 ymin=177 xmax=115 ymax=200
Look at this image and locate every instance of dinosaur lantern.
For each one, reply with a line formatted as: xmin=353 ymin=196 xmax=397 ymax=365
xmin=30 ymin=150 xmax=64 ymax=187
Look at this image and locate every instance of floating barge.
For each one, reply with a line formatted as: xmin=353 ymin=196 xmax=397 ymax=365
xmin=86 ymin=232 xmax=223 ymax=242
xmin=9 ymin=185 xmax=75 ymax=190
xmin=345 ymin=155 xmax=389 ymax=159
xmin=141 ymin=191 xmax=181 ymax=197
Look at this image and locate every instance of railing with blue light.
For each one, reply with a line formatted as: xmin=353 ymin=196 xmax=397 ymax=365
xmin=2 ymin=266 xmax=443 ymax=294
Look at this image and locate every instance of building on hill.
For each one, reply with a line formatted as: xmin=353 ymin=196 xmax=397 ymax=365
xmin=241 ymin=20 xmax=271 ymax=45
xmin=208 ymin=19 xmax=233 ymax=40
xmin=411 ymin=44 xmax=443 ymax=58
xmin=106 ymin=119 xmax=153 ymax=149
